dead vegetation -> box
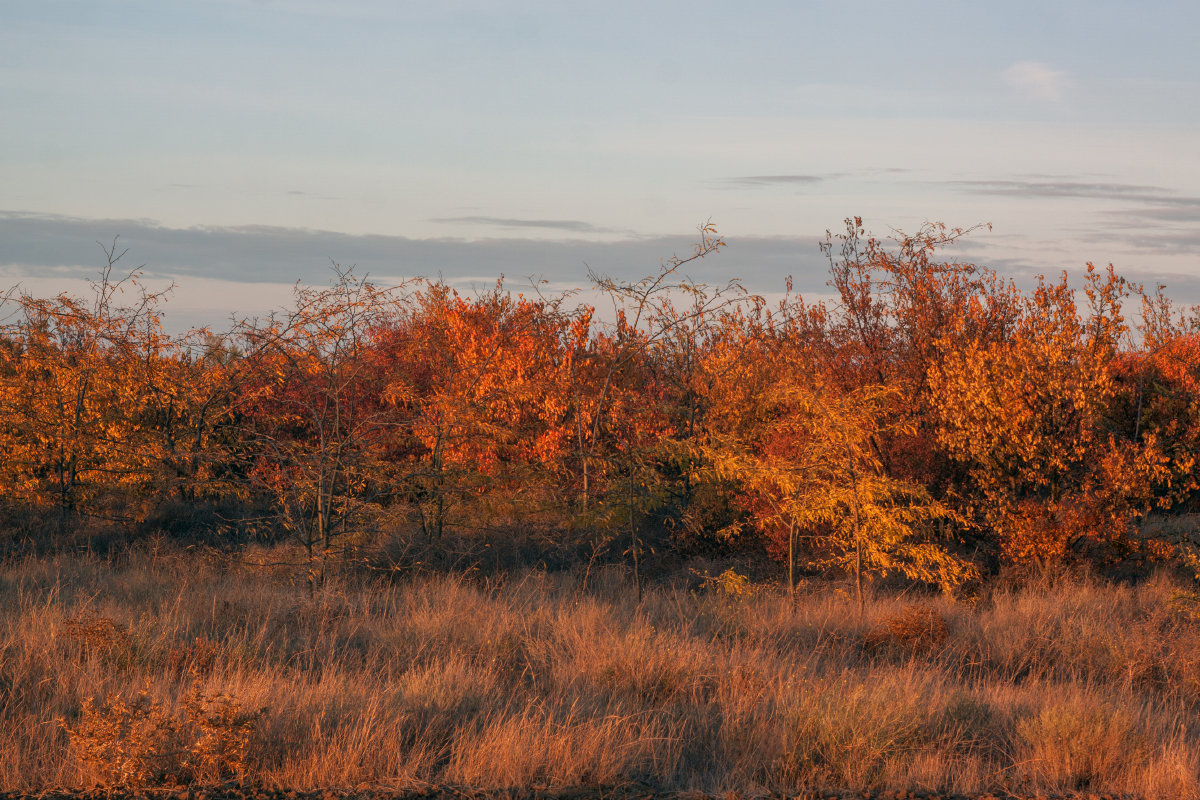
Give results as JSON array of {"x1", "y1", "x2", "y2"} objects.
[{"x1": 1, "y1": 545, "x2": 1199, "y2": 798}]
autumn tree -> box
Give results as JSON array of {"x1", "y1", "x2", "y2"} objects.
[
  {"x1": 371, "y1": 279, "x2": 572, "y2": 541},
  {"x1": 1097, "y1": 287, "x2": 1200, "y2": 550},
  {"x1": 563, "y1": 316, "x2": 669, "y2": 596},
  {"x1": 564, "y1": 223, "x2": 730, "y2": 510},
  {"x1": 698, "y1": 328, "x2": 973, "y2": 608},
  {"x1": 0, "y1": 241, "x2": 173, "y2": 530},
  {"x1": 929, "y1": 264, "x2": 1170, "y2": 565},
  {"x1": 819, "y1": 218, "x2": 1021, "y2": 489},
  {"x1": 233, "y1": 268, "x2": 400, "y2": 591},
  {"x1": 115, "y1": 325, "x2": 244, "y2": 527},
  {"x1": 568, "y1": 223, "x2": 744, "y2": 598}
]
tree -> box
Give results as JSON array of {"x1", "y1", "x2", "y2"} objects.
[
  {"x1": 152, "y1": 333, "x2": 241, "y2": 507},
  {"x1": 371, "y1": 279, "x2": 571, "y2": 540},
  {"x1": 699, "y1": 338, "x2": 974, "y2": 610},
  {"x1": 818, "y1": 217, "x2": 1020, "y2": 488},
  {"x1": 929, "y1": 265, "x2": 1169, "y2": 565},
  {"x1": 0, "y1": 240, "x2": 172, "y2": 529},
  {"x1": 568, "y1": 222, "x2": 742, "y2": 598},
  {"x1": 233, "y1": 268, "x2": 400, "y2": 592}
]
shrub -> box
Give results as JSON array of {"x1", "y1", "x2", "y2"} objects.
[
  {"x1": 866, "y1": 605, "x2": 949, "y2": 653},
  {"x1": 60, "y1": 612, "x2": 132, "y2": 654},
  {"x1": 62, "y1": 690, "x2": 185, "y2": 786},
  {"x1": 62, "y1": 684, "x2": 262, "y2": 787}
]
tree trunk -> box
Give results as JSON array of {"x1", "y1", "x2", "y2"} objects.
[
  {"x1": 581, "y1": 453, "x2": 590, "y2": 510},
  {"x1": 846, "y1": 441, "x2": 865, "y2": 619},
  {"x1": 629, "y1": 469, "x2": 641, "y2": 604},
  {"x1": 855, "y1": 536, "x2": 864, "y2": 620},
  {"x1": 788, "y1": 516, "x2": 796, "y2": 598},
  {"x1": 305, "y1": 535, "x2": 316, "y2": 599}
]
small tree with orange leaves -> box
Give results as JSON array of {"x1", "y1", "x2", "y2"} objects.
[
  {"x1": 818, "y1": 216, "x2": 1021, "y2": 489},
  {"x1": 572, "y1": 222, "x2": 744, "y2": 598},
  {"x1": 135, "y1": 330, "x2": 241, "y2": 512},
  {"x1": 930, "y1": 264, "x2": 1170, "y2": 566},
  {"x1": 233, "y1": 268, "x2": 400, "y2": 592},
  {"x1": 371, "y1": 278, "x2": 572, "y2": 540},
  {"x1": 0, "y1": 240, "x2": 173, "y2": 530}
]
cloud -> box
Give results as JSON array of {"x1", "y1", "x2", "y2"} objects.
[
  {"x1": 1002, "y1": 61, "x2": 1071, "y2": 102},
  {"x1": 1111, "y1": 206, "x2": 1200, "y2": 224},
  {"x1": 429, "y1": 216, "x2": 614, "y2": 234},
  {"x1": 1090, "y1": 227, "x2": 1200, "y2": 255},
  {"x1": 947, "y1": 178, "x2": 1200, "y2": 206},
  {"x1": 0, "y1": 210, "x2": 831, "y2": 295},
  {"x1": 723, "y1": 174, "x2": 832, "y2": 188},
  {"x1": 1088, "y1": 206, "x2": 1200, "y2": 258},
  {"x1": 722, "y1": 170, "x2": 911, "y2": 189},
  {"x1": 286, "y1": 189, "x2": 342, "y2": 200},
  {"x1": 13, "y1": 210, "x2": 1200, "y2": 318}
]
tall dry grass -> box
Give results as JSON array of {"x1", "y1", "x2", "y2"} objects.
[{"x1": 2, "y1": 544, "x2": 1199, "y2": 797}]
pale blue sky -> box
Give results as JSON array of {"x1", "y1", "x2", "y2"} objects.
[{"x1": 3, "y1": 0, "x2": 1199, "y2": 326}]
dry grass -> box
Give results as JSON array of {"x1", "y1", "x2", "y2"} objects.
[{"x1": 2, "y1": 544, "x2": 1199, "y2": 797}]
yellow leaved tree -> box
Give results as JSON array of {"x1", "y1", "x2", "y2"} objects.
[{"x1": 699, "y1": 350, "x2": 975, "y2": 611}]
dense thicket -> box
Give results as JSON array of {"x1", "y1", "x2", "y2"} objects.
[{"x1": 5, "y1": 221, "x2": 1200, "y2": 589}]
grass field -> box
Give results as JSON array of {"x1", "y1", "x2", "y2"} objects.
[{"x1": 2, "y1": 543, "x2": 1199, "y2": 797}]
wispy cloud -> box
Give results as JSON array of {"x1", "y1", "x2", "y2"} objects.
[
  {"x1": 0, "y1": 210, "x2": 829, "y2": 292},
  {"x1": 947, "y1": 178, "x2": 1200, "y2": 206},
  {"x1": 286, "y1": 189, "x2": 342, "y2": 200},
  {"x1": 1079, "y1": 224, "x2": 1200, "y2": 259},
  {"x1": 723, "y1": 174, "x2": 833, "y2": 188},
  {"x1": 429, "y1": 216, "x2": 614, "y2": 234},
  {"x1": 1002, "y1": 60, "x2": 1071, "y2": 102},
  {"x1": 1112, "y1": 206, "x2": 1200, "y2": 224}
]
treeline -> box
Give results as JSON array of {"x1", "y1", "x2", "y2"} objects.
[{"x1": 4, "y1": 220, "x2": 1200, "y2": 593}]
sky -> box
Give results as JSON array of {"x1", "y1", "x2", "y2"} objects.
[{"x1": 3, "y1": 0, "x2": 1200, "y2": 329}]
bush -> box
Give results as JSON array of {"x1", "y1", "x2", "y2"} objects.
[{"x1": 62, "y1": 684, "x2": 262, "y2": 787}]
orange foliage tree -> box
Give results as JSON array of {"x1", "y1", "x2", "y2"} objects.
[
  {"x1": 233, "y1": 268, "x2": 401, "y2": 590},
  {"x1": 929, "y1": 265, "x2": 1171, "y2": 564},
  {"x1": 819, "y1": 217, "x2": 1021, "y2": 488},
  {"x1": 0, "y1": 242, "x2": 174, "y2": 528},
  {"x1": 131, "y1": 329, "x2": 242, "y2": 518},
  {"x1": 568, "y1": 223, "x2": 743, "y2": 597},
  {"x1": 371, "y1": 279, "x2": 572, "y2": 540}
]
